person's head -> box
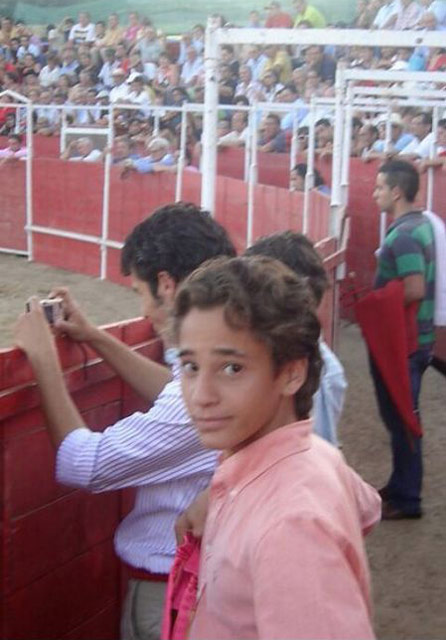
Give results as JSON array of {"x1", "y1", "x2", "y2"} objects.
[
  {"x1": 305, "y1": 45, "x2": 323, "y2": 68},
  {"x1": 246, "y1": 231, "x2": 328, "y2": 306},
  {"x1": 108, "y1": 13, "x2": 119, "y2": 29},
  {"x1": 231, "y1": 110, "x2": 248, "y2": 133},
  {"x1": 76, "y1": 136, "x2": 94, "y2": 156},
  {"x1": 173, "y1": 255, "x2": 321, "y2": 450},
  {"x1": 411, "y1": 112, "x2": 432, "y2": 140},
  {"x1": 116, "y1": 42, "x2": 128, "y2": 59},
  {"x1": 112, "y1": 68, "x2": 126, "y2": 85},
  {"x1": 358, "y1": 123, "x2": 379, "y2": 150},
  {"x1": 62, "y1": 47, "x2": 76, "y2": 64},
  {"x1": 114, "y1": 135, "x2": 133, "y2": 159},
  {"x1": 276, "y1": 84, "x2": 298, "y2": 103},
  {"x1": 265, "y1": 1, "x2": 282, "y2": 16},
  {"x1": 264, "y1": 44, "x2": 278, "y2": 59},
  {"x1": 186, "y1": 45, "x2": 197, "y2": 61},
  {"x1": 120, "y1": 203, "x2": 236, "y2": 334},
  {"x1": 248, "y1": 45, "x2": 261, "y2": 60},
  {"x1": 218, "y1": 118, "x2": 231, "y2": 137},
  {"x1": 315, "y1": 118, "x2": 333, "y2": 146},
  {"x1": 436, "y1": 118, "x2": 446, "y2": 147},
  {"x1": 221, "y1": 44, "x2": 235, "y2": 64},
  {"x1": 238, "y1": 64, "x2": 252, "y2": 85},
  {"x1": 261, "y1": 69, "x2": 278, "y2": 88},
  {"x1": 374, "y1": 160, "x2": 420, "y2": 214},
  {"x1": 145, "y1": 136, "x2": 169, "y2": 161},
  {"x1": 128, "y1": 12, "x2": 139, "y2": 26},
  {"x1": 8, "y1": 134, "x2": 22, "y2": 152},
  {"x1": 128, "y1": 117, "x2": 143, "y2": 136},
  {"x1": 233, "y1": 94, "x2": 250, "y2": 107},
  {"x1": 290, "y1": 163, "x2": 326, "y2": 192},
  {"x1": 264, "y1": 113, "x2": 281, "y2": 139},
  {"x1": 78, "y1": 12, "x2": 90, "y2": 27}
]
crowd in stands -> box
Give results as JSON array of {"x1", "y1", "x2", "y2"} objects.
[{"x1": 0, "y1": 1, "x2": 446, "y2": 178}]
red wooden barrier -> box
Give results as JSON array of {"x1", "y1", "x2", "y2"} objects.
[{"x1": 0, "y1": 318, "x2": 163, "y2": 640}]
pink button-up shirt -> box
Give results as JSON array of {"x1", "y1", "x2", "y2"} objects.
[{"x1": 190, "y1": 420, "x2": 381, "y2": 640}]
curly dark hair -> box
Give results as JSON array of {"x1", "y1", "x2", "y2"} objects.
[
  {"x1": 173, "y1": 256, "x2": 322, "y2": 420},
  {"x1": 120, "y1": 202, "x2": 236, "y2": 297},
  {"x1": 245, "y1": 231, "x2": 329, "y2": 305}
]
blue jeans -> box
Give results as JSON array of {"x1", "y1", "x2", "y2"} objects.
[{"x1": 369, "y1": 348, "x2": 431, "y2": 514}]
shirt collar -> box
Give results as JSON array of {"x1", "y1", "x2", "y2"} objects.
[{"x1": 211, "y1": 420, "x2": 313, "y2": 497}]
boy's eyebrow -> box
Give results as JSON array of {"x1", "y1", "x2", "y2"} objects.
[{"x1": 178, "y1": 347, "x2": 248, "y2": 358}]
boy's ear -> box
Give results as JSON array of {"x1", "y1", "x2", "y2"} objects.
[
  {"x1": 157, "y1": 270, "x2": 177, "y2": 300},
  {"x1": 282, "y1": 359, "x2": 308, "y2": 396}
]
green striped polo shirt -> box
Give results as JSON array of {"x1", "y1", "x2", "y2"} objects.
[{"x1": 374, "y1": 211, "x2": 435, "y2": 348}]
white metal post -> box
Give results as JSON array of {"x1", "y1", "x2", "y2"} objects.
[
  {"x1": 426, "y1": 105, "x2": 439, "y2": 212},
  {"x1": 100, "y1": 104, "x2": 114, "y2": 280},
  {"x1": 303, "y1": 96, "x2": 317, "y2": 236},
  {"x1": 175, "y1": 106, "x2": 188, "y2": 202},
  {"x1": 201, "y1": 16, "x2": 220, "y2": 215},
  {"x1": 25, "y1": 100, "x2": 33, "y2": 260},
  {"x1": 246, "y1": 104, "x2": 259, "y2": 247},
  {"x1": 340, "y1": 83, "x2": 353, "y2": 208},
  {"x1": 330, "y1": 63, "x2": 345, "y2": 237}
]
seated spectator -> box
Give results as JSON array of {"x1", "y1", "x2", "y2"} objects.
[
  {"x1": 96, "y1": 13, "x2": 124, "y2": 50},
  {"x1": 369, "y1": 113, "x2": 416, "y2": 157},
  {"x1": 110, "y1": 135, "x2": 141, "y2": 165},
  {"x1": 109, "y1": 67, "x2": 130, "y2": 103},
  {"x1": 290, "y1": 162, "x2": 330, "y2": 194},
  {"x1": 218, "y1": 63, "x2": 237, "y2": 104},
  {"x1": 263, "y1": 45, "x2": 292, "y2": 84},
  {"x1": 353, "y1": 0, "x2": 378, "y2": 28},
  {"x1": 419, "y1": 117, "x2": 446, "y2": 170},
  {"x1": 191, "y1": 24, "x2": 205, "y2": 55},
  {"x1": 221, "y1": 44, "x2": 240, "y2": 78},
  {"x1": 304, "y1": 45, "x2": 336, "y2": 84},
  {"x1": 293, "y1": 0, "x2": 327, "y2": 28},
  {"x1": 349, "y1": 46, "x2": 378, "y2": 69},
  {"x1": 418, "y1": 0, "x2": 446, "y2": 27},
  {"x1": 60, "y1": 47, "x2": 79, "y2": 77},
  {"x1": 17, "y1": 33, "x2": 40, "y2": 62},
  {"x1": 61, "y1": 137, "x2": 103, "y2": 162},
  {"x1": 247, "y1": 10, "x2": 263, "y2": 27},
  {"x1": 124, "y1": 12, "x2": 143, "y2": 44},
  {"x1": 356, "y1": 123, "x2": 380, "y2": 158},
  {"x1": 375, "y1": 45, "x2": 396, "y2": 69},
  {"x1": 69, "y1": 12, "x2": 95, "y2": 45},
  {"x1": 315, "y1": 118, "x2": 333, "y2": 157},
  {"x1": 0, "y1": 133, "x2": 27, "y2": 163},
  {"x1": 128, "y1": 51, "x2": 156, "y2": 83},
  {"x1": 399, "y1": 111, "x2": 435, "y2": 159},
  {"x1": 264, "y1": 1, "x2": 293, "y2": 28},
  {"x1": 217, "y1": 118, "x2": 231, "y2": 139},
  {"x1": 218, "y1": 111, "x2": 249, "y2": 147},
  {"x1": 394, "y1": 0, "x2": 423, "y2": 30},
  {"x1": 98, "y1": 48, "x2": 119, "y2": 89},
  {"x1": 259, "y1": 113, "x2": 287, "y2": 152},
  {"x1": 0, "y1": 111, "x2": 16, "y2": 136},
  {"x1": 125, "y1": 135, "x2": 175, "y2": 173},
  {"x1": 246, "y1": 45, "x2": 268, "y2": 82},
  {"x1": 278, "y1": 84, "x2": 309, "y2": 130},
  {"x1": 127, "y1": 72, "x2": 152, "y2": 115},
  {"x1": 0, "y1": 17, "x2": 18, "y2": 47},
  {"x1": 427, "y1": 46, "x2": 446, "y2": 70},
  {"x1": 372, "y1": 0, "x2": 401, "y2": 29},
  {"x1": 154, "y1": 52, "x2": 179, "y2": 91},
  {"x1": 180, "y1": 45, "x2": 203, "y2": 88},
  {"x1": 131, "y1": 25, "x2": 163, "y2": 64},
  {"x1": 259, "y1": 69, "x2": 284, "y2": 101},
  {"x1": 115, "y1": 42, "x2": 131, "y2": 74},
  {"x1": 235, "y1": 64, "x2": 263, "y2": 103},
  {"x1": 39, "y1": 51, "x2": 61, "y2": 88}
]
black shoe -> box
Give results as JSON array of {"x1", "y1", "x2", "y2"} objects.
[{"x1": 381, "y1": 500, "x2": 423, "y2": 521}]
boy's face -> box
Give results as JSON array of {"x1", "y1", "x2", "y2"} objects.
[
  {"x1": 131, "y1": 271, "x2": 175, "y2": 336},
  {"x1": 179, "y1": 306, "x2": 303, "y2": 453}
]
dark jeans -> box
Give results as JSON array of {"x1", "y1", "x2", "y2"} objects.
[{"x1": 369, "y1": 348, "x2": 431, "y2": 514}]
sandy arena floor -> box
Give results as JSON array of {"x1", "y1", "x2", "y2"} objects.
[{"x1": 1, "y1": 253, "x2": 444, "y2": 639}]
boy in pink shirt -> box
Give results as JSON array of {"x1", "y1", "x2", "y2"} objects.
[{"x1": 173, "y1": 256, "x2": 381, "y2": 640}]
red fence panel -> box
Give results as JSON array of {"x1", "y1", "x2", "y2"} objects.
[{"x1": 0, "y1": 163, "x2": 26, "y2": 253}]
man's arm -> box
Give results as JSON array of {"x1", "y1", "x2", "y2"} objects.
[
  {"x1": 403, "y1": 273, "x2": 425, "y2": 304},
  {"x1": 51, "y1": 287, "x2": 172, "y2": 403}
]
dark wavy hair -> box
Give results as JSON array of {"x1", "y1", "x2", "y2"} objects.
[
  {"x1": 173, "y1": 256, "x2": 322, "y2": 420},
  {"x1": 121, "y1": 202, "x2": 236, "y2": 297}
]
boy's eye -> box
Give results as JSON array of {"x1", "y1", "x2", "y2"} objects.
[
  {"x1": 223, "y1": 363, "x2": 243, "y2": 376},
  {"x1": 181, "y1": 361, "x2": 198, "y2": 374}
]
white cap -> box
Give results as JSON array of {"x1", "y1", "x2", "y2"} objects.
[{"x1": 127, "y1": 72, "x2": 144, "y2": 84}]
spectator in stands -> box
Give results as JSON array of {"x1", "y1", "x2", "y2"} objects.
[
  {"x1": 191, "y1": 24, "x2": 205, "y2": 55},
  {"x1": 418, "y1": 0, "x2": 446, "y2": 27},
  {"x1": 369, "y1": 112, "x2": 416, "y2": 157},
  {"x1": 290, "y1": 162, "x2": 330, "y2": 193},
  {"x1": 304, "y1": 45, "x2": 336, "y2": 84},
  {"x1": 221, "y1": 45, "x2": 240, "y2": 78},
  {"x1": 127, "y1": 72, "x2": 152, "y2": 115},
  {"x1": 0, "y1": 133, "x2": 27, "y2": 164},
  {"x1": 98, "y1": 48, "x2": 119, "y2": 89},
  {"x1": 154, "y1": 53, "x2": 179, "y2": 91},
  {"x1": 96, "y1": 13, "x2": 124, "y2": 50},
  {"x1": 61, "y1": 136, "x2": 103, "y2": 162},
  {"x1": 246, "y1": 45, "x2": 268, "y2": 82},
  {"x1": 180, "y1": 45, "x2": 203, "y2": 88},
  {"x1": 109, "y1": 67, "x2": 130, "y2": 103},
  {"x1": 293, "y1": 0, "x2": 327, "y2": 28},
  {"x1": 125, "y1": 135, "x2": 175, "y2": 173},
  {"x1": 259, "y1": 68, "x2": 284, "y2": 101},
  {"x1": 263, "y1": 44, "x2": 292, "y2": 84},
  {"x1": 131, "y1": 25, "x2": 163, "y2": 64},
  {"x1": 128, "y1": 50, "x2": 156, "y2": 83},
  {"x1": 356, "y1": 123, "x2": 380, "y2": 158},
  {"x1": 235, "y1": 64, "x2": 263, "y2": 103},
  {"x1": 124, "y1": 12, "x2": 143, "y2": 44},
  {"x1": 264, "y1": 1, "x2": 293, "y2": 28},
  {"x1": 372, "y1": 0, "x2": 401, "y2": 29},
  {"x1": 60, "y1": 47, "x2": 79, "y2": 77},
  {"x1": 277, "y1": 84, "x2": 309, "y2": 130},
  {"x1": 353, "y1": 0, "x2": 379, "y2": 28},
  {"x1": 110, "y1": 135, "x2": 141, "y2": 165},
  {"x1": 247, "y1": 10, "x2": 263, "y2": 27},
  {"x1": 399, "y1": 111, "x2": 435, "y2": 159},
  {"x1": 0, "y1": 17, "x2": 18, "y2": 46},
  {"x1": 218, "y1": 63, "x2": 237, "y2": 105},
  {"x1": 259, "y1": 113, "x2": 287, "y2": 152},
  {"x1": 68, "y1": 12, "x2": 95, "y2": 45},
  {"x1": 217, "y1": 118, "x2": 231, "y2": 139},
  {"x1": 394, "y1": 0, "x2": 423, "y2": 29},
  {"x1": 350, "y1": 46, "x2": 378, "y2": 69},
  {"x1": 419, "y1": 117, "x2": 446, "y2": 170},
  {"x1": 315, "y1": 118, "x2": 334, "y2": 157},
  {"x1": 17, "y1": 33, "x2": 40, "y2": 62},
  {"x1": 39, "y1": 51, "x2": 61, "y2": 88},
  {"x1": 218, "y1": 111, "x2": 249, "y2": 147},
  {"x1": 0, "y1": 111, "x2": 16, "y2": 136}
]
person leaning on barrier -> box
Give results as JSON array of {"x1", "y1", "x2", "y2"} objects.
[
  {"x1": 13, "y1": 203, "x2": 237, "y2": 640},
  {"x1": 61, "y1": 137, "x2": 103, "y2": 163},
  {"x1": 122, "y1": 136, "x2": 176, "y2": 175}
]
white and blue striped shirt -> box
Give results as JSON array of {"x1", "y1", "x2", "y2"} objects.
[{"x1": 56, "y1": 363, "x2": 218, "y2": 574}]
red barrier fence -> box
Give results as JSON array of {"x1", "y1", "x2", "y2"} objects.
[{"x1": 0, "y1": 319, "x2": 162, "y2": 640}]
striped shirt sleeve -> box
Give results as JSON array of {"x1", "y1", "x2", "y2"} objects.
[{"x1": 56, "y1": 376, "x2": 216, "y2": 492}]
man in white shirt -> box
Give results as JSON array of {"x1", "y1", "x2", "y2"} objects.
[
  {"x1": 61, "y1": 137, "x2": 103, "y2": 162},
  {"x1": 13, "y1": 204, "x2": 236, "y2": 640},
  {"x1": 399, "y1": 111, "x2": 435, "y2": 158},
  {"x1": 109, "y1": 67, "x2": 130, "y2": 103},
  {"x1": 372, "y1": 0, "x2": 401, "y2": 28},
  {"x1": 69, "y1": 11, "x2": 95, "y2": 45},
  {"x1": 39, "y1": 52, "x2": 61, "y2": 88},
  {"x1": 180, "y1": 45, "x2": 203, "y2": 87},
  {"x1": 418, "y1": 0, "x2": 446, "y2": 25}
]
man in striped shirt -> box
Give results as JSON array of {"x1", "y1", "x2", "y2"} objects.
[
  {"x1": 13, "y1": 203, "x2": 236, "y2": 640},
  {"x1": 372, "y1": 160, "x2": 435, "y2": 520}
]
